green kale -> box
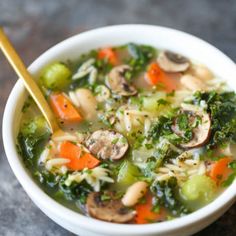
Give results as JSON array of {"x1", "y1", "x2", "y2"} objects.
[
  {"x1": 127, "y1": 43, "x2": 156, "y2": 77},
  {"x1": 148, "y1": 111, "x2": 183, "y2": 145},
  {"x1": 17, "y1": 116, "x2": 50, "y2": 165},
  {"x1": 59, "y1": 176, "x2": 92, "y2": 203},
  {"x1": 176, "y1": 113, "x2": 189, "y2": 130},
  {"x1": 192, "y1": 91, "x2": 236, "y2": 148},
  {"x1": 35, "y1": 170, "x2": 60, "y2": 188},
  {"x1": 151, "y1": 177, "x2": 189, "y2": 216},
  {"x1": 143, "y1": 142, "x2": 179, "y2": 177},
  {"x1": 148, "y1": 116, "x2": 174, "y2": 140}
]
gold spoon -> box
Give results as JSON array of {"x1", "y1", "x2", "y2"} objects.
[{"x1": 0, "y1": 27, "x2": 60, "y2": 133}]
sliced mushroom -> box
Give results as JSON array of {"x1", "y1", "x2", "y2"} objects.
[
  {"x1": 171, "y1": 108, "x2": 211, "y2": 148},
  {"x1": 157, "y1": 51, "x2": 190, "y2": 72},
  {"x1": 106, "y1": 65, "x2": 137, "y2": 96},
  {"x1": 85, "y1": 130, "x2": 129, "y2": 160},
  {"x1": 86, "y1": 192, "x2": 136, "y2": 223}
]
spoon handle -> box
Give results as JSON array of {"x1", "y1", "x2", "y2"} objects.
[{"x1": 0, "y1": 27, "x2": 59, "y2": 133}]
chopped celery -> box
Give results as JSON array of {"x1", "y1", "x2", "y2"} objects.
[
  {"x1": 180, "y1": 175, "x2": 217, "y2": 210},
  {"x1": 142, "y1": 92, "x2": 167, "y2": 111},
  {"x1": 117, "y1": 161, "x2": 140, "y2": 186},
  {"x1": 40, "y1": 62, "x2": 72, "y2": 90}
]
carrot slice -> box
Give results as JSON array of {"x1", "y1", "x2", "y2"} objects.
[
  {"x1": 135, "y1": 194, "x2": 166, "y2": 224},
  {"x1": 60, "y1": 141, "x2": 100, "y2": 171},
  {"x1": 145, "y1": 63, "x2": 177, "y2": 92},
  {"x1": 209, "y1": 157, "x2": 234, "y2": 184},
  {"x1": 50, "y1": 93, "x2": 82, "y2": 123},
  {"x1": 98, "y1": 47, "x2": 118, "y2": 65}
]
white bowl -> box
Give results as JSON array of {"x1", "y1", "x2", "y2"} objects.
[{"x1": 3, "y1": 24, "x2": 236, "y2": 236}]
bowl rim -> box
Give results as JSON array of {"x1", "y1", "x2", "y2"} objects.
[{"x1": 3, "y1": 24, "x2": 236, "y2": 235}]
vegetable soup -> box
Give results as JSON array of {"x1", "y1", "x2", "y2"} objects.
[{"x1": 17, "y1": 43, "x2": 236, "y2": 224}]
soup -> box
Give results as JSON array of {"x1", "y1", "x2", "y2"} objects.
[{"x1": 17, "y1": 43, "x2": 236, "y2": 224}]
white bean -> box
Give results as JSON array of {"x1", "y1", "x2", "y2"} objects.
[
  {"x1": 122, "y1": 181, "x2": 148, "y2": 207},
  {"x1": 180, "y1": 74, "x2": 206, "y2": 91},
  {"x1": 75, "y1": 88, "x2": 97, "y2": 120},
  {"x1": 191, "y1": 64, "x2": 213, "y2": 81}
]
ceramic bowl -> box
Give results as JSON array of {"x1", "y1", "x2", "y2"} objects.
[{"x1": 3, "y1": 25, "x2": 236, "y2": 236}]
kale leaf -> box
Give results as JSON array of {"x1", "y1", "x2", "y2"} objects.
[
  {"x1": 127, "y1": 43, "x2": 156, "y2": 77},
  {"x1": 59, "y1": 177, "x2": 92, "y2": 204},
  {"x1": 148, "y1": 111, "x2": 184, "y2": 145},
  {"x1": 192, "y1": 91, "x2": 236, "y2": 148},
  {"x1": 143, "y1": 142, "x2": 179, "y2": 177},
  {"x1": 148, "y1": 116, "x2": 174, "y2": 140},
  {"x1": 151, "y1": 177, "x2": 189, "y2": 216},
  {"x1": 17, "y1": 116, "x2": 50, "y2": 165}
]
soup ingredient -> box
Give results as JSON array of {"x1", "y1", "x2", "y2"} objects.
[
  {"x1": 151, "y1": 177, "x2": 189, "y2": 216},
  {"x1": 64, "y1": 166, "x2": 114, "y2": 192},
  {"x1": 127, "y1": 43, "x2": 155, "y2": 77},
  {"x1": 181, "y1": 175, "x2": 216, "y2": 210},
  {"x1": 72, "y1": 58, "x2": 97, "y2": 85},
  {"x1": 171, "y1": 108, "x2": 211, "y2": 148},
  {"x1": 49, "y1": 93, "x2": 82, "y2": 123},
  {"x1": 191, "y1": 64, "x2": 213, "y2": 81},
  {"x1": 86, "y1": 192, "x2": 136, "y2": 223},
  {"x1": 85, "y1": 130, "x2": 129, "y2": 160},
  {"x1": 135, "y1": 194, "x2": 166, "y2": 224},
  {"x1": 209, "y1": 157, "x2": 233, "y2": 185},
  {"x1": 192, "y1": 91, "x2": 236, "y2": 149},
  {"x1": 40, "y1": 62, "x2": 72, "y2": 90},
  {"x1": 117, "y1": 161, "x2": 141, "y2": 187},
  {"x1": 95, "y1": 85, "x2": 110, "y2": 102},
  {"x1": 18, "y1": 116, "x2": 50, "y2": 160},
  {"x1": 98, "y1": 47, "x2": 118, "y2": 65},
  {"x1": 222, "y1": 160, "x2": 236, "y2": 186},
  {"x1": 145, "y1": 63, "x2": 176, "y2": 92},
  {"x1": 180, "y1": 74, "x2": 206, "y2": 91},
  {"x1": 72, "y1": 88, "x2": 97, "y2": 120},
  {"x1": 122, "y1": 181, "x2": 148, "y2": 207},
  {"x1": 106, "y1": 65, "x2": 137, "y2": 96},
  {"x1": 59, "y1": 141, "x2": 100, "y2": 171},
  {"x1": 157, "y1": 51, "x2": 190, "y2": 72},
  {"x1": 142, "y1": 92, "x2": 166, "y2": 111}
]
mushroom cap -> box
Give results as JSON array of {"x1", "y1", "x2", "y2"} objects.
[
  {"x1": 86, "y1": 192, "x2": 136, "y2": 223},
  {"x1": 172, "y1": 109, "x2": 211, "y2": 148},
  {"x1": 106, "y1": 65, "x2": 137, "y2": 96},
  {"x1": 157, "y1": 51, "x2": 190, "y2": 73},
  {"x1": 85, "y1": 130, "x2": 129, "y2": 160}
]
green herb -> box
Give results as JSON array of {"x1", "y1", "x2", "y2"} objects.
[
  {"x1": 192, "y1": 91, "x2": 236, "y2": 148},
  {"x1": 59, "y1": 177, "x2": 92, "y2": 202},
  {"x1": 157, "y1": 99, "x2": 170, "y2": 107},
  {"x1": 127, "y1": 43, "x2": 155, "y2": 77},
  {"x1": 167, "y1": 91, "x2": 175, "y2": 97},
  {"x1": 151, "y1": 177, "x2": 189, "y2": 216},
  {"x1": 222, "y1": 160, "x2": 236, "y2": 187},
  {"x1": 176, "y1": 113, "x2": 189, "y2": 130},
  {"x1": 145, "y1": 143, "x2": 154, "y2": 150},
  {"x1": 101, "y1": 192, "x2": 112, "y2": 201},
  {"x1": 17, "y1": 116, "x2": 50, "y2": 163},
  {"x1": 112, "y1": 138, "x2": 119, "y2": 144}
]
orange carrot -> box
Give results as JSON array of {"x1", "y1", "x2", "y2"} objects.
[
  {"x1": 145, "y1": 63, "x2": 177, "y2": 92},
  {"x1": 60, "y1": 141, "x2": 100, "y2": 171},
  {"x1": 209, "y1": 157, "x2": 233, "y2": 184},
  {"x1": 50, "y1": 93, "x2": 82, "y2": 123},
  {"x1": 98, "y1": 47, "x2": 118, "y2": 65},
  {"x1": 135, "y1": 194, "x2": 166, "y2": 224}
]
